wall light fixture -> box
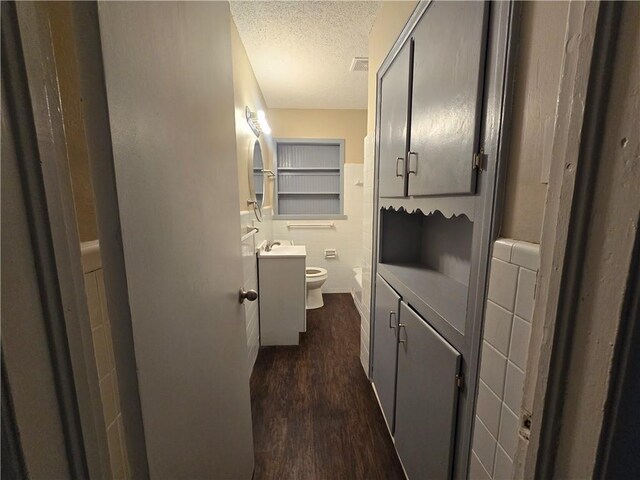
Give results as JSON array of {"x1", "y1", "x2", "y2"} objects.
[{"x1": 245, "y1": 106, "x2": 271, "y2": 137}]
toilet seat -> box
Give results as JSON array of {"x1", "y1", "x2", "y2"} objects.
[{"x1": 306, "y1": 267, "x2": 327, "y2": 278}]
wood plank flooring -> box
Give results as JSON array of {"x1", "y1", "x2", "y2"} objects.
[{"x1": 250, "y1": 294, "x2": 405, "y2": 480}]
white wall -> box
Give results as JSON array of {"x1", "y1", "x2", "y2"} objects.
[
  {"x1": 270, "y1": 164, "x2": 364, "y2": 293},
  {"x1": 470, "y1": 239, "x2": 540, "y2": 480}
]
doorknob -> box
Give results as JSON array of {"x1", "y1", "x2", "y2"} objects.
[{"x1": 239, "y1": 288, "x2": 258, "y2": 304}]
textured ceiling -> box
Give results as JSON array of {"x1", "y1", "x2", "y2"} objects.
[{"x1": 230, "y1": 1, "x2": 381, "y2": 109}]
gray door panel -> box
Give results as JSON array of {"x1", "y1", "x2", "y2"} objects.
[
  {"x1": 395, "y1": 303, "x2": 461, "y2": 479},
  {"x1": 408, "y1": 1, "x2": 488, "y2": 196},
  {"x1": 378, "y1": 43, "x2": 411, "y2": 198},
  {"x1": 371, "y1": 274, "x2": 402, "y2": 432}
]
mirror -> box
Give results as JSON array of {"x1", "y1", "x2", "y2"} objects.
[{"x1": 248, "y1": 139, "x2": 264, "y2": 221}]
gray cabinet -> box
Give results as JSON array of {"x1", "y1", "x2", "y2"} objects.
[
  {"x1": 371, "y1": 1, "x2": 514, "y2": 477},
  {"x1": 408, "y1": 1, "x2": 488, "y2": 196},
  {"x1": 371, "y1": 275, "x2": 401, "y2": 432},
  {"x1": 394, "y1": 303, "x2": 461, "y2": 480},
  {"x1": 378, "y1": 42, "x2": 411, "y2": 198}
]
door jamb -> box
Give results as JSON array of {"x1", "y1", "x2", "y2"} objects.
[
  {"x1": 514, "y1": 1, "x2": 628, "y2": 477},
  {"x1": 69, "y1": 3, "x2": 151, "y2": 477},
  {"x1": 3, "y1": 2, "x2": 111, "y2": 477}
]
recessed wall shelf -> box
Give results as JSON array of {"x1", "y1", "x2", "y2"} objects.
[{"x1": 378, "y1": 208, "x2": 472, "y2": 335}]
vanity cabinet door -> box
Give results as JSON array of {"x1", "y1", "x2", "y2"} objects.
[
  {"x1": 378, "y1": 42, "x2": 412, "y2": 198},
  {"x1": 395, "y1": 303, "x2": 461, "y2": 479},
  {"x1": 371, "y1": 274, "x2": 402, "y2": 432},
  {"x1": 408, "y1": 1, "x2": 488, "y2": 196}
]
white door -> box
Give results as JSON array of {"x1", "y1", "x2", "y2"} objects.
[{"x1": 97, "y1": 2, "x2": 254, "y2": 478}]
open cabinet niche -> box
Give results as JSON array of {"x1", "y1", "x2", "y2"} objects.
[{"x1": 378, "y1": 208, "x2": 472, "y2": 333}]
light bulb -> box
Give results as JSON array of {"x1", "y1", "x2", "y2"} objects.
[{"x1": 257, "y1": 110, "x2": 271, "y2": 135}]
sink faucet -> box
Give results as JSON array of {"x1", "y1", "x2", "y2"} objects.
[{"x1": 264, "y1": 241, "x2": 281, "y2": 252}]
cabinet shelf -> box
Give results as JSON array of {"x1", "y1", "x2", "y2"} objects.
[
  {"x1": 378, "y1": 208, "x2": 472, "y2": 333},
  {"x1": 377, "y1": 263, "x2": 467, "y2": 333}
]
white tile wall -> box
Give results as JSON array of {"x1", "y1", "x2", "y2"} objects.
[
  {"x1": 472, "y1": 239, "x2": 540, "y2": 479},
  {"x1": 81, "y1": 242, "x2": 131, "y2": 479},
  {"x1": 270, "y1": 164, "x2": 364, "y2": 294},
  {"x1": 476, "y1": 380, "x2": 502, "y2": 438},
  {"x1": 359, "y1": 135, "x2": 375, "y2": 375},
  {"x1": 470, "y1": 452, "x2": 492, "y2": 480},
  {"x1": 483, "y1": 301, "x2": 513, "y2": 356},
  {"x1": 493, "y1": 445, "x2": 514, "y2": 480},
  {"x1": 487, "y1": 258, "x2": 519, "y2": 311},
  {"x1": 473, "y1": 418, "x2": 498, "y2": 474}
]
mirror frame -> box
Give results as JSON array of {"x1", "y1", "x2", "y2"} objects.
[{"x1": 247, "y1": 138, "x2": 265, "y2": 221}]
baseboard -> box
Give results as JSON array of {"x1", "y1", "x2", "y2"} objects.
[{"x1": 322, "y1": 287, "x2": 351, "y2": 294}]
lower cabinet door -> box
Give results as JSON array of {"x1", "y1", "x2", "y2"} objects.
[
  {"x1": 395, "y1": 303, "x2": 461, "y2": 479},
  {"x1": 371, "y1": 274, "x2": 401, "y2": 433}
]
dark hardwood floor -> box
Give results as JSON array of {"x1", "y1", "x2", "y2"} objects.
[{"x1": 250, "y1": 293, "x2": 405, "y2": 480}]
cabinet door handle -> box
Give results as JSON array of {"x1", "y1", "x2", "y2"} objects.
[
  {"x1": 408, "y1": 151, "x2": 417, "y2": 175},
  {"x1": 395, "y1": 157, "x2": 405, "y2": 177},
  {"x1": 398, "y1": 323, "x2": 407, "y2": 343},
  {"x1": 389, "y1": 311, "x2": 397, "y2": 329}
]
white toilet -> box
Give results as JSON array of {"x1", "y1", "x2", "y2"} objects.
[{"x1": 306, "y1": 267, "x2": 328, "y2": 309}]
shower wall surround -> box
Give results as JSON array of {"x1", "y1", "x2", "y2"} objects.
[
  {"x1": 470, "y1": 239, "x2": 540, "y2": 480},
  {"x1": 359, "y1": 135, "x2": 375, "y2": 374}
]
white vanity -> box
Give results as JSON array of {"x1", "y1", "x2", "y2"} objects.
[{"x1": 257, "y1": 242, "x2": 306, "y2": 345}]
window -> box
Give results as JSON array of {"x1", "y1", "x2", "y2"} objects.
[{"x1": 274, "y1": 139, "x2": 345, "y2": 218}]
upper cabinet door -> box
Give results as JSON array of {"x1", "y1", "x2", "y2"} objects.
[
  {"x1": 378, "y1": 42, "x2": 412, "y2": 198},
  {"x1": 408, "y1": 1, "x2": 488, "y2": 196}
]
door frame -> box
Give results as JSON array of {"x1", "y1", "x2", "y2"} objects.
[
  {"x1": 515, "y1": 1, "x2": 639, "y2": 477},
  {"x1": 2, "y1": 2, "x2": 112, "y2": 477},
  {"x1": 4, "y1": 2, "x2": 153, "y2": 478},
  {"x1": 69, "y1": 3, "x2": 151, "y2": 477}
]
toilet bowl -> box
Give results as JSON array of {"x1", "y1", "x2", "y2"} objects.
[{"x1": 306, "y1": 267, "x2": 328, "y2": 309}]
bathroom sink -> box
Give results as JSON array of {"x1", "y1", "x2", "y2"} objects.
[{"x1": 258, "y1": 244, "x2": 306, "y2": 258}]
